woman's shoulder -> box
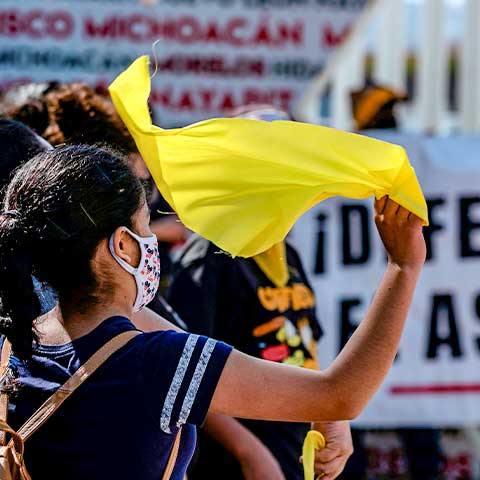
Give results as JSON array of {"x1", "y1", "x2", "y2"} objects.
[
  {"x1": 135, "y1": 329, "x2": 232, "y2": 364},
  {"x1": 134, "y1": 329, "x2": 233, "y2": 433}
]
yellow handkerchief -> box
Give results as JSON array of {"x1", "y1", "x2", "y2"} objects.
[
  {"x1": 303, "y1": 430, "x2": 326, "y2": 480},
  {"x1": 109, "y1": 56, "x2": 428, "y2": 258}
]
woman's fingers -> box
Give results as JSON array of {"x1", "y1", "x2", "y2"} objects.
[
  {"x1": 396, "y1": 206, "x2": 411, "y2": 224},
  {"x1": 314, "y1": 454, "x2": 349, "y2": 480},
  {"x1": 374, "y1": 196, "x2": 388, "y2": 215},
  {"x1": 374, "y1": 197, "x2": 426, "y2": 268},
  {"x1": 383, "y1": 197, "x2": 400, "y2": 219}
]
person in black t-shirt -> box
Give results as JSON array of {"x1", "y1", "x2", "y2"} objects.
[
  {"x1": 169, "y1": 235, "x2": 338, "y2": 479},
  {"x1": 167, "y1": 103, "x2": 354, "y2": 480},
  {"x1": 170, "y1": 236, "x2": 322, "y2": 367}
]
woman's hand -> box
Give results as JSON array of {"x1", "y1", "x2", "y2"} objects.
[
  {"x1": 308, "y1": 421, "x2": 353, "y2": 480},
  {"x1": 374, "y1": 196, "x2": 426, "y2": 270}
]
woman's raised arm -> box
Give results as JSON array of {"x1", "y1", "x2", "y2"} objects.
[{"x1": 209, "y1": 197, "x2": 425, "y2": 422}]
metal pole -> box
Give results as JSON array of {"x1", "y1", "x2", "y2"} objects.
[
  {"x1": 375, "y1": 0, "x2": 407, "y2": 91},
  {"x1": 294, "y1": 0, "x2": 386, "y2": 125},
  {"x1": 460, "y1": 0, "x2": 480, "y2": 132},
  {"x1": 331, "y1": 63, "x2": 354, "y2": 131},
  {"x1": 416, "y1": 0, "x2": 448, "y2": 133}
]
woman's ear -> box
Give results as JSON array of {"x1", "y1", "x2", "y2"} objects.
[{"x1": 111, "y1": 227, "x2": 139, "y2": 267}]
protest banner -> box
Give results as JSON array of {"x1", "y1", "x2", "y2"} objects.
[
  {"x1": 293, "y1": 132, "x2": 480, "y2": 427},
  {"x1": 0, "y1": 0, "x2": 365, "y2": 126}
]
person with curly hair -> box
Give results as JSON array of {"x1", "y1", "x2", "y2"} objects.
[{"x1": 0, "y1": 82, "x2": 188, "y2": 294}]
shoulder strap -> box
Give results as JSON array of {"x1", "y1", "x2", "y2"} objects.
[
  {"x1": 0, "y1": 340, "x2": 12, "y2": 444},
  {"x1": 17, "y1": 330, "x2": 140, "y2": 441},
  {"x1": 162, "y1": 428, "x2": 182, "y2": 480},
  {"x1": 2, "y1": 331, "x2": 181, "y2": 478}
]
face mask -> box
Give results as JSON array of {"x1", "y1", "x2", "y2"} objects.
[{"x1": 109, "y1": 227, "x2": 160, "y2": 312}]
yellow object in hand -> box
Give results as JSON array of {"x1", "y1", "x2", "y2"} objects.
[
  {"x1": 109, "y1": 56, "x2": 429, "y2": 258},
  {"x1": 303, "y1": 430, "x2": 326, "y2": 480}
]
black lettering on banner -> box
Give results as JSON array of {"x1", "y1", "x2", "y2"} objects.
[
  {"x1": 460, "y1": 196, "x2": 480, "y2": 257},
  {"x1": 427, "y1": 294, "x2": 463, "y2": 358},
  {"x1": 341, "y1": 204, "x2": 370, "y2": 266},
  {"x1": 423, "y1": 198, "x2": 445, "y2": 261},
  {"x1": 271, "y1": 59, "x2": 322, "y2": 79},
  {"x1": 339, "y1": 298, "x2": 362, "y2": 352},
  {"x1": 314, "y1": 212, "x2": 328, "y2": 274},
  {"x1": 0, "y1": 46, "x2": 133, "y2": 74},
  {"x1": 474, "y1": 294, "x2": 480, "y2": 353}
]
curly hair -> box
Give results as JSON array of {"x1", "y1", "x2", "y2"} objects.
[{"x1": 2, "y1": 83, "x2": 137, "y2": 154}]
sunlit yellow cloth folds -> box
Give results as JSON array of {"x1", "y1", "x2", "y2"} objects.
[
  {"x1": 254, "y1": 242, "x2": 289, "y2": 287},
  {"x1": 109, "y1": 56, "x2": 428, "y2": 258}
]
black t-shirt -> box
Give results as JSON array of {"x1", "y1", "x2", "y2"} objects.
[{"x1": 167, "y1": 236, "x2": 323, "y2": 480}]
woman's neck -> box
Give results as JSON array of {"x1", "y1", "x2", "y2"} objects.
[{"x1": 36, "y1": 301, "x2": 132, "y2": 346}]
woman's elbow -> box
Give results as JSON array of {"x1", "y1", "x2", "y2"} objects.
[
  {"x1": 341, "y1": 403, "x2": 363, "y2": 421},
  {"x1": 323, "y1": 400, "x2": 362, "y2": 421},
  {"x1": 315, "y1": 376, "x2": 366, "y2": 421}
]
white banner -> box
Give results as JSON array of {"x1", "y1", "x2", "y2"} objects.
[
  {"x1": 0, "y1": 0, "x2": 364, "y2": 126},
  {"x1": 293, "y1": 132, "x2": 480, "y2": 427}
]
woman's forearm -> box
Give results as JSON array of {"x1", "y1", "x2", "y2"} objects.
[
  {"x1": 321, "y1": 263, "x2": 421, "y2": 418},
  {"x1": 203, "y1": 413, "x2": 264, "y2": 460},
  {"x1": 203, "y1": 413, "x2": 286, "y2": 480}
]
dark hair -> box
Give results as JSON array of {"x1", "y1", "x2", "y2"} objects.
[
  {"x1": 0, "y1": 119, "x2": 48, "y2": 191},
  {"x1": 0, "y1": 145, "x2": 144, "y2": 357},
  {"x1": 2, "y1": 83, "x2": 137, "y2": 154}
]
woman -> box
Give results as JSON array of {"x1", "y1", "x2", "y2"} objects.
[
  {"x1": 0, "y1": 118, "x2": 178, "y2": 334},
  {"x1": 0, "y1": 119, "x2": 349, "y2": 480},
  {"x1": 0, "y1": 145, "x2": 425, "y2": 479}
]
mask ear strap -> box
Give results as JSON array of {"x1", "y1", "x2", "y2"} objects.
[{"x1": 123, "y1": 227, "x2": 157, "y2": 244}]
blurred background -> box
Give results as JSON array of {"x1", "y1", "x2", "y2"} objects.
[{"x1": 1, "y1": 0, "x2": 479, "y2": 478}]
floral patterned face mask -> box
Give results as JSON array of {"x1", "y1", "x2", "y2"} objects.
[{"x1": 109, "y1": 227, "x2": 160, "y2": 312}]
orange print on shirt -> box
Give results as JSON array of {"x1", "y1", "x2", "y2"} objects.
[{"x1": 257, "y1": 284, "x2": 315, "y2": 312}]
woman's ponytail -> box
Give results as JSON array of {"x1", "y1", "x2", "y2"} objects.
[{"x1": 0, "y1": 211, "x2": 41, "y2": 358}]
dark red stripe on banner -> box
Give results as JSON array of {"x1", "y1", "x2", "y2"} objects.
[{"x1": 390, "y1": 384, "x2": 480, "y2": 395}]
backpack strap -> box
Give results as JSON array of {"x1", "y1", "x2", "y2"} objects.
[
  {"x1": 0, "y1": 419, "x2": 24, "y2": 457},
  {"x1": 162, "y1": 428, "x2": 182, "y2": 480},
  {"x1": 16, "y1": 330, "x2": 140, "y2": 442},
  {"x1": 0, "y1": 340, "x2": 12, "y2": 445},
  {"x1": 2, "y1": 331, "x2": 182, "y2": 478}
]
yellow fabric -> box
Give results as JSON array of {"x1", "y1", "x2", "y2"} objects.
[
  {"x1": 303, "y1": 430, "x2": 326, "y2": 480},
  {"x1": 253, "y1": 242, "x2": 289, "y2": 287},
  {"x1": 109, "y1": 56, "x2": 429, "y2": 258}
]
